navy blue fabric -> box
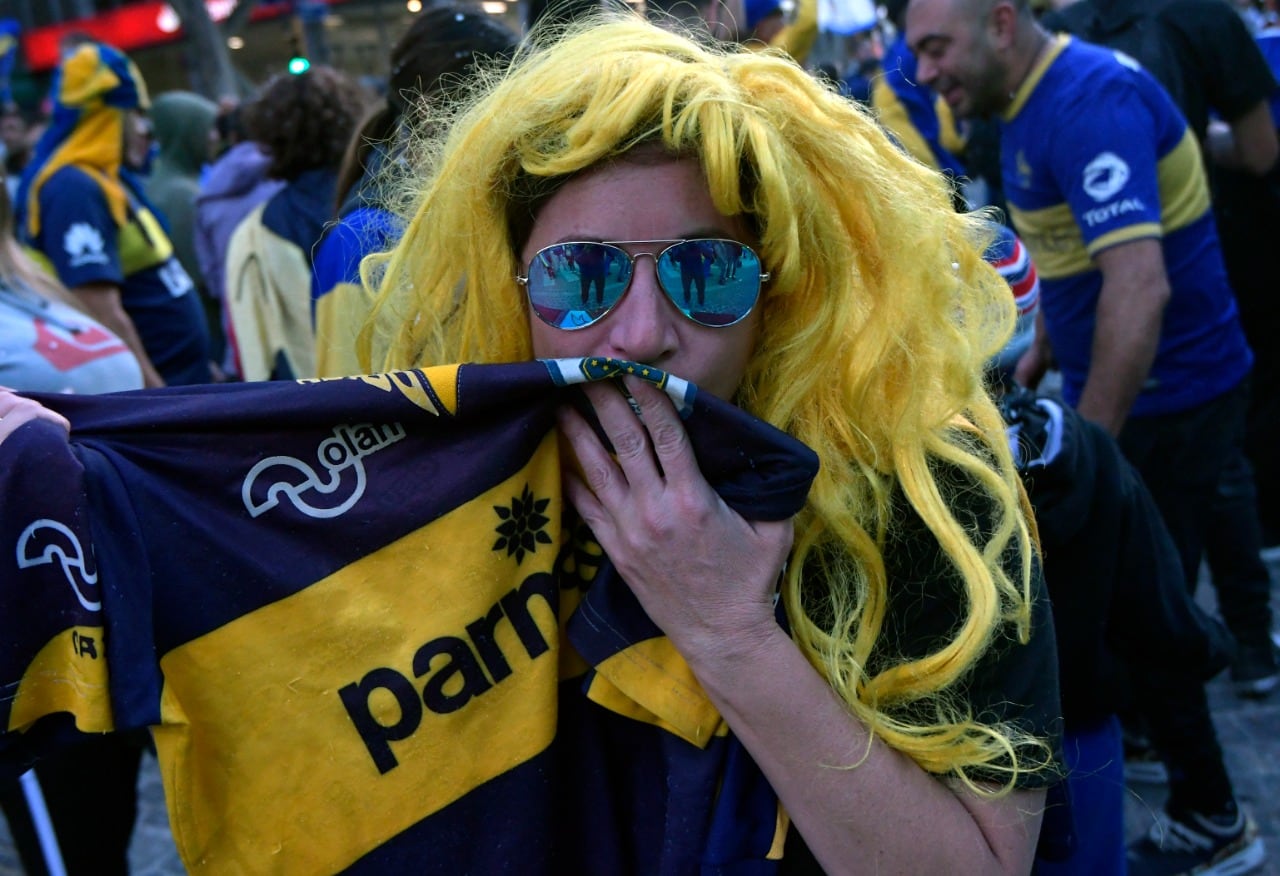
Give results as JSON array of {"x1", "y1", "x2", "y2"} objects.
[{"x1": 0, "y1": 360, "x2": 819, "y2": 874}]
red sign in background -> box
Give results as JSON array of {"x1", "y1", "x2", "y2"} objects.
[{"x1": 21, "y1": 0, "x2": 343, "y2": 72}]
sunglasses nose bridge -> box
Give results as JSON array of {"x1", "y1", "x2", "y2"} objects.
[
  {"x1": 625, "y1": 250, "x2": 659, "y2": 271},
  {"x1": 615, "y1": 249, "x2": 662, "y2": 294}
]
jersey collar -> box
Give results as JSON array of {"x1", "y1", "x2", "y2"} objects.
[{"x1": 1003, "y1": 33, "x2": 1070, "y2": 122}]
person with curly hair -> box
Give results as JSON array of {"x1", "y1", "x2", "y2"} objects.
[{"x1": 225, "y1": 65, "x2": 365, "y2": 381}]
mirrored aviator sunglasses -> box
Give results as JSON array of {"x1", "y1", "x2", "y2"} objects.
[{"x1": 517, "y1": 239, "x2": 769, "y2": 331}]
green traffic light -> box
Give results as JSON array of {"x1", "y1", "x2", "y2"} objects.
[{"x1": 288, "y1": 56, "x2": 310, "y2": 75}]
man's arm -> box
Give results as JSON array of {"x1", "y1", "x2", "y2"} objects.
[
  {"x1": 73, "y1": 282, "x2": 167, "y2": 388},
  {"x1": 1206, "y1": 100, "x2": 1279, "y2": 175},
  {"x1": 1075, "y1": 239, "x2": 1170, "y2": 435}
]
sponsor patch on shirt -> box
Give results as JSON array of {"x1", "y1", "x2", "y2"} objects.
[{"x1": 62, "y1": 222, "x2": 109, "y2": 268}]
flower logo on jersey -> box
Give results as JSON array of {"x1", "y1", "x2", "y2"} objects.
[
  {"x1": 242, "y1": 422, "x2": 406, "y2": 519},
  {"x1": 492, "y1": 485, "x2": 552, "y2": 564},
  {"x1": 63, "y1": 222, "x2": 110, "y2": 267},
  {"x1": 1082, "y1": 152, "x2": 1131, "y2": 202},
  {"x1": 17, "y1": 519, "x2": 101, "y2": 612},
  {"x1": 33, "y1": 320, "x2": 130, "y2": 372}
]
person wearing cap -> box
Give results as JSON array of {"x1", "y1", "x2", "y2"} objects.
[{"x1": 980, "y1": 224, "x2": 1237, "y2": 875}]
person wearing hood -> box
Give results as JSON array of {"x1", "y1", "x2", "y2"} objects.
[
  {"x1": 977, "y1": 224, "x2": 1243, "y2": 875},
  {"x1": 194, "y1": 103, "x2": 284, "y2": 375},
  {"x1": 16, "y1": 42, "x2": 211, "y2": 388},
  {"x1": 144, "y1": 91, "x2": 217, "y2": 317}
]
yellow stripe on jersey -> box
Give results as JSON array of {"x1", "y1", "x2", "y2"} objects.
[
  {"x1": 118, "y1": 205, "x2": 174, "y2": 275},
  {"x1": 872, "y1": 80, "x2": 942, "y2": 171},
  {"x1": 315, "y1": 281, "x2": 369, "y2": 379},
  {"x1": 1158, "y1": 130, "x2": 1212, "y2": 234},
  {"x1": 9, "y1": 626, "x2": 114, "y2": 734},
  {"x1": 154, "y1": 434, "x2": 563, "y2": 873},
  {"x1": 937, "y1": 101, "x2": 966, "y2": 157},
  {"x1": 587, "y1": 636, "x2": 728, "y2": 747},
  {"x1": 298, "y1": 365, "x2": 461, "y2": 417},
  {"x1": 1012, "y1": 135, "x2": 1204, "y2": 275},
  {"x1": 769, "y1": 807, "x2": 791, "y2": 860},
  {"x1": 1004, "y1": 35, "x2": 1069, "y2": 122},
  {"x1": 1087, "y1": 222, "x2": 1163, "y2": 257},
  {"x1": 1007, "y1": 201, "x2": 1093, "y2": 278},
  {"x1": 870, "y1": 80, "x2": 967, "y2": 173}
]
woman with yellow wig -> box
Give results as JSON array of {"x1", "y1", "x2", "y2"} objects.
[
  {"x1": 359, "y1": 12, "x2": 1061, "y2": 873},
  {"x1": 0, "y1": 12, "x2": 1061, "y2": 874}
]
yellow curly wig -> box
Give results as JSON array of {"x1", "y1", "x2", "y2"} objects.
[{"x1": 362, "y1": 13, "x2": 1049, "y2": 792}]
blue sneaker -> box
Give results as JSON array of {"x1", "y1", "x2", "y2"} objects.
[{"x1": 1127, "y1": 807, "x2": 1265, "y2": 876}]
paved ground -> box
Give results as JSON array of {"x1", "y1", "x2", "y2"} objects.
[
  {"x1": 1122, "y1": 555, "x2": 1280, "y2": 876},
  {"x1": 1, "y1": 560, "x2": 1277, "y2": 875}
]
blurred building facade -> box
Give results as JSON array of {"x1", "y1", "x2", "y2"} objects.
[{"x1": 4, "y1": 0, "x2": 525, "y2": 103}]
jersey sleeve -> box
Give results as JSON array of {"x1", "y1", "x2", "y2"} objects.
[
  {"x1": 1047, "y1": 78, "x2": 1165, "y2": 256},
  {"x1": 37, "y1": 169, "x2": 125, "y2": 288}
]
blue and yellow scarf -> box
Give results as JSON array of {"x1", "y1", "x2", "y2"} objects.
[{"x1": 16, "y1": 41, "x2": 149, "y2": 241}]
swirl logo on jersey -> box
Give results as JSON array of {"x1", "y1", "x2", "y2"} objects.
[
  {"x1": 1082, "y1": 152, "x2": 1131, "y2": 202},
  {"x1": 242, "y1": 422, "x2": 406, "y2": 519},
  {"x1": 16, "y1": 519, "x2": 101, "y2": 612}
]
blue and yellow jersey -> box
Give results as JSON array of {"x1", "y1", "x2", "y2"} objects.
[
  {"x1": 1, "y1": 359, "x2": 814, "y2": 874},
  {"x1": 311, "y1": 203, "x2": 403, "y2": 378},
  {"x1": 225, "y1": 169, "x2": 337, "y2": 381},
  {"x1": 872, "y1": 37, "x2": 967, "y2": 178},
  {"x1": 1001, "y1": 36, "x2": 1250, "y2": 416},
  {"x1": 33, "y1": 166, "x2": 210, "y2": 386}
]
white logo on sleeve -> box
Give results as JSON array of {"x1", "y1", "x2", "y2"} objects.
[
  {"x1": 63, "y1": 222, "x2": 110, "y2": 267},
  {"x1": 158, "y1": 260, "x2": 194, "y2": 297},
  {"x1": 1082, "y1": 152, "x2": 1131, "y2": 202},
  {"x1": 1113, "y1": 50, "x2": 1143, "y2": 72}
]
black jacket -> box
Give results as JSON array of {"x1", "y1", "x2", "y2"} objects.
[{"x1": 1002, "y1": 386, "x2": 1233, "y2": 725}]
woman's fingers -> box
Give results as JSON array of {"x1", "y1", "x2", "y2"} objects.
[
  {"x1": 0, "y1": 393, "x2": 71, "y2": 442},
  {"x1": 617, "y1": 377, "x2": 703, "y2": 486}
]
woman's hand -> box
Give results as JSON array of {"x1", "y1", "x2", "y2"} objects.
[
  {"x1": 0, "y1": 389, "x2": 70, "y2": 443},
  {"x1": 558, "y1": 376, "x2": 793, "y2": 662},
  {"x1": 560, "y1": 380, "x2": 1046, "y2": 876}
]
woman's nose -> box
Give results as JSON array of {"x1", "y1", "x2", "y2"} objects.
[{"x1": 603, "y1": 256, "x2": 679, "y2": 365}]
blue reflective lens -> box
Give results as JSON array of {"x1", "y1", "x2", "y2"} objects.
[{"x1": 523, "y1": 239, "x2": 763, "y2": 331}]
